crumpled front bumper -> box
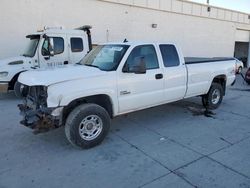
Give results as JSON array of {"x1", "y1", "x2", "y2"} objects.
[{"x1": 18, "y1": 104, "x2": 62, "y2": 133}]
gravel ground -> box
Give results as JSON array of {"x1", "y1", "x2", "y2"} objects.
[{"x1": 0, "y1": 74, "x2": 250, "y2": 188}]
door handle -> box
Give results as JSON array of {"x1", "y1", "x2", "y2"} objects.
[
  {"x1": 120, "y1": 91, "x2": 131, "y2": 95},
  {"x1": 44, "y1": 56, "x2": 50, "y2": 60},
  {"x1": 155, "y1": 74, "x2": 163, "y2": 80},
  {"x1": 64, "y1": 61, "x2": 69, "y2": 65}
]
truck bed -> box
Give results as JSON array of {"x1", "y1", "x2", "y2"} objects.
[
  {"x1": 185, "y1": 57, "x2": 235, "y2": 64},
  {"x1": 184, "y1": 57, "x2": 236, "y2": 98}
]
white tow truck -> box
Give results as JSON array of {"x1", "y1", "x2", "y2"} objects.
[
  {"x1": 0, "y1": 26, "x2": 92, "y2": 93},
  {"x1": 17, "y1": 42, "x2": 236, "y2": 149}
]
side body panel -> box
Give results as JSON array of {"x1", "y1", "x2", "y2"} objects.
[{"x1": 185, "y1": 60, "x2": 236, "y2": 98}]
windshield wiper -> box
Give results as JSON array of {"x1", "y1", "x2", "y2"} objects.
[{"x1": 84, "y1": 64, "x2": 101, "y2": 70}]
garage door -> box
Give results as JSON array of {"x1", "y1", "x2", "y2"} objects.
[{"x1": 235, "y1": 29, "x2": 250, "y2": 42}]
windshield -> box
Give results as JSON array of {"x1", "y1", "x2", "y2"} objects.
[
  {"x1": 23, "y1": 36, "x2": 40, "y2": 57},
  {"x1": 80, "y1": 45, "x2": 129, "y2": 71}
]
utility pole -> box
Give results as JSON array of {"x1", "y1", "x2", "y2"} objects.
[{"x1": 207, "y1": 0, "x2": 211, "y2": 12}]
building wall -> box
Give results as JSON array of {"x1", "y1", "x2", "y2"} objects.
[{"x1": 0, "y1": 0, "x2": 249, "y2": 59}]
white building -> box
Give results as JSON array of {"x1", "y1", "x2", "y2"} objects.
[{"x1": 0, "y1": 0, "x2": 250, "y2": 66}]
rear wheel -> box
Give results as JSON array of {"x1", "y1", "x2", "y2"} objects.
[
  {"x1": 65, "y1": 103, "x2": 110, "y2": 149},
  {"x1": 202, "y1": 83, "x2": 223, "y2": 110}
]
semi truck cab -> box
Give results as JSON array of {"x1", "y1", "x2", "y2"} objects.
[{"x1": 0, "y1": 26, "x2": 92, "y2": 93}]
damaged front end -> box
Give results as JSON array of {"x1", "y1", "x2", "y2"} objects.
[{"x1": 18, "y1": 84, "x2": 62, "y2": 134}]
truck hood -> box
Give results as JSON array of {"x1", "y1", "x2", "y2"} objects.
[
  {"x1": 18, "y1": 64, "x2": 106, "y2": 86},
  {"x1": 0, "y1": 56, "x2": 30, "y2": 67}
]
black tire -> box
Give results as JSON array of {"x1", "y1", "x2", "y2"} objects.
[
  {"x1": 202, "y1": 96, "x2": 207, "y2": 107},
  {"x1": 202, "y1": 83, "x2": 223, "y2": 110},
  {"x1": 14, "y1": 81, "x2": 22, "y2": 98},
  {"x1": 65, "y1": 103, "x2": 110, "y2": 149}
]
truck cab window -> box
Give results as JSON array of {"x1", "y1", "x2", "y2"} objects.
[
  {"x1": 160, "y1": 45, "x2": 180, "y2": 67},
  {"x1": 23, "y1": 38, "x2": 39, "y2": 57},
  {"x1": 42, "y1": 37, "x2": 64, "y2": 56},
  {"x1": 126, "y1": 45, "x2": 159, "y2": 70},
  {"x1": 71, "y1": 38, "x2": 83, "y2": 52}
]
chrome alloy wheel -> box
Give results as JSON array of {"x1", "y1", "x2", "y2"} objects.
[
  {"x1": 211, "y1": 89, "x2": 221, "y2": 105},
  {"x1": 79, "y1": 115, "x2": 103, "y2": 141}
]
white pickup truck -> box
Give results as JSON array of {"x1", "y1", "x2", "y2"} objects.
[
  {"x1": 17, "y1": 42, "x2": 236, "y2": 149},
  {"x1": 0, "y1": 26, "x2": 92, "y2": 93}
]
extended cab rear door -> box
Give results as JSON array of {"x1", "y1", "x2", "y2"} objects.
[
  {"x1": 117, "y1": 44, "x2": 165, "y2": 113},
  {"x1": 159, "y1": 44, "x2": 187, "y2": 102}
]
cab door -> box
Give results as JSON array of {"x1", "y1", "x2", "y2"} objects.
[
  {"x1": 117, "y1": 45, "x2": 165, "y2": 113},
  {"x1": 159, "y1": 44, "x2": 187, "y2": 102},
  {"x1": 68, "y1": 33, "x2": 89, "y2": 64},
  {"x1": 38, "y1": 34, "x2": 68, "y2": 68}
]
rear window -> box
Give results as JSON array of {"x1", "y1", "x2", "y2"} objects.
[
  {"x1": 160, "y1": 45, "x2": 180, "y2": 67},
  {"x1": 71, "y1": 38, "x2": 83, "y2": 52}
]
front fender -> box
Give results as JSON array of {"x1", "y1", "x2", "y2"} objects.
[
  {"x1": 0, "y1": 56, "x2": 32, "y2": 82},
  {"x1": 0, "y1": 66, "x2": 30, "y2": 83},
  {"x1": 47, "y1": 89, "x2": 118, "y2": 116},
  {"x1": 46, "y1": 77, "x2": 118, "y2": 116}
]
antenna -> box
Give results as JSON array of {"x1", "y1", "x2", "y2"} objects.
[{"x1": 123, "y1": 39, "x2": 128, "y2": 43}]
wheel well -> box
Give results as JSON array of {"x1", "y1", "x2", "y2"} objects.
[
  {"x1": 212, "y1": 75, "x2": 226, "y2": 95},
  {"x1": 8, "y1": 72, "x2": 22, "y2": 90},
  {"x1": 62, "y1": 94, "x2": 113, "y2": 123}
]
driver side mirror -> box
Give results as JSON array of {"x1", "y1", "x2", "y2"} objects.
[
  {"x1": 123, "y1": 56, "x2": 146, "y2": 74},
  {"x1": 48, "y1": 38, "x2": 54, "y2": 56},
  {"x1": 42, "y1": 34, "x2": 54, "y2": 57}
]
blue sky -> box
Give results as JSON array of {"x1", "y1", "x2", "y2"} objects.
[{"x1": 188, "y1": 0, "x2": 250, "y2": 13}]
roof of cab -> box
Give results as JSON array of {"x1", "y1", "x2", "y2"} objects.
[
  {"x1": 102, "y1": 41, "x2": 175, "y2": 46},
  {"x1": 28, "y1": 28, "x2": 85, "y2": 37}
]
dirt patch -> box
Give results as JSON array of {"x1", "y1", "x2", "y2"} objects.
[{"x1": 188, "y1": 106, "x2": 216, "y2": 118}]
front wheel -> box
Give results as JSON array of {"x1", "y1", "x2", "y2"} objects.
[
  {"x1": 14, "y1": 81, "x2": 22, "y2": 98},
  {"x1": 202, "y1": 83, "x2": 223, "y2": 110},
  {"x1": 65, "y1": 103, "x2": 111, "y2": 149}
]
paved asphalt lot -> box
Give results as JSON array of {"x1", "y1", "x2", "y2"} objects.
[{"x1": 0, "y1": 74, "x2": 250, "y2": 188}]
